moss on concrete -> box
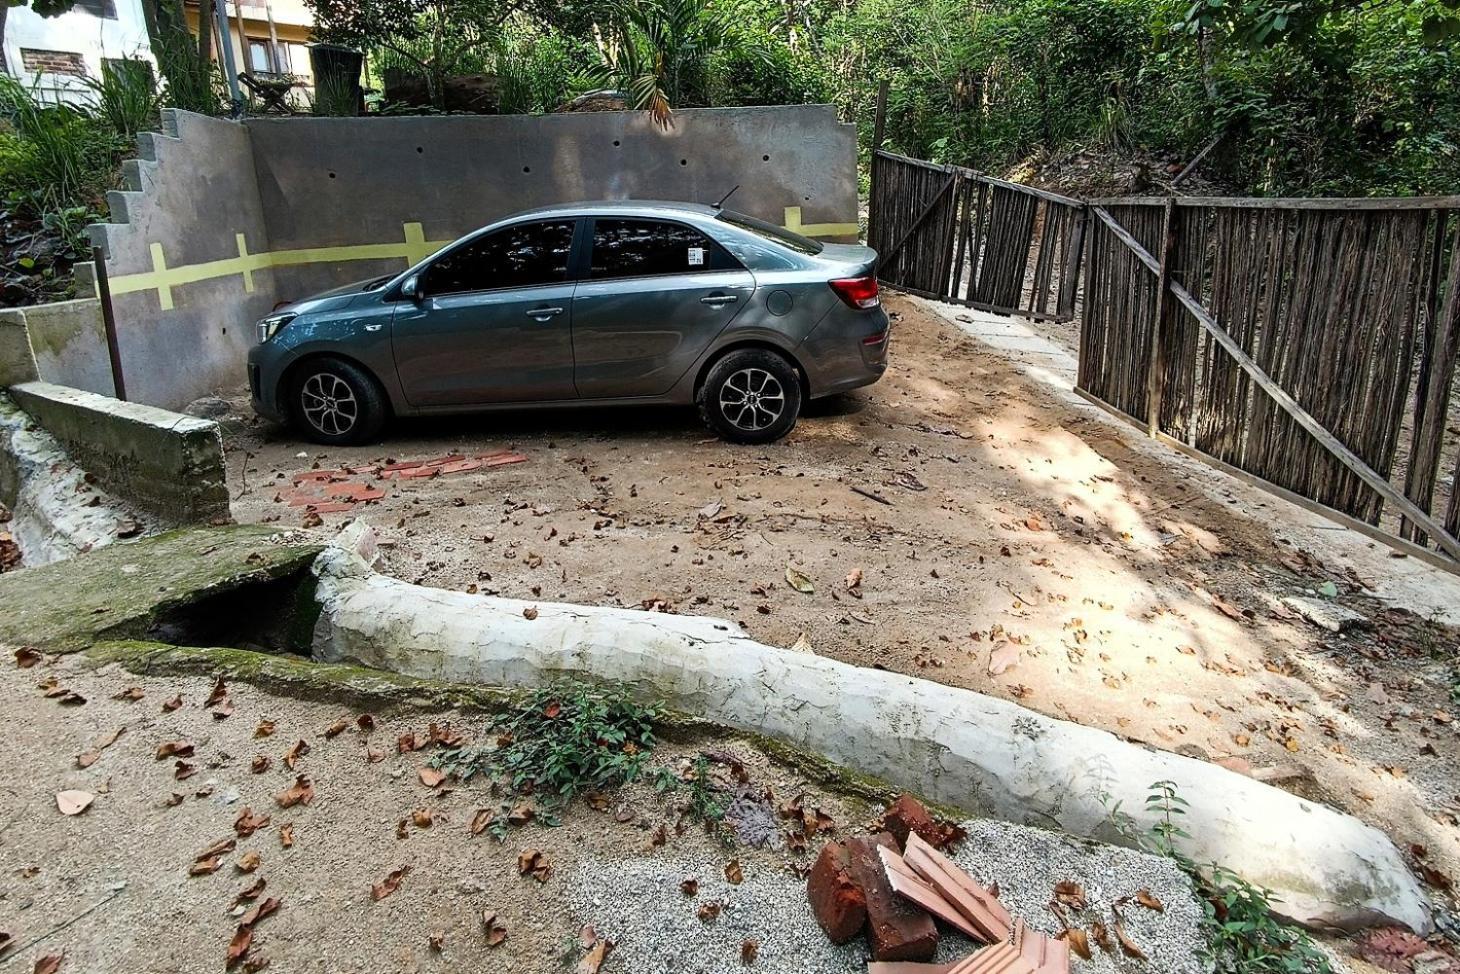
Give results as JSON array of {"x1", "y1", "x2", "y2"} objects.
[{"x1": 0, "y1": 524, "x2": 322, "y2": 652}]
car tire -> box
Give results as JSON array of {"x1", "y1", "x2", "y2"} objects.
[
  {"x1": 697, "y1": 348, "x2": 803, "y2": 445},
  {"x1": 288, "y1": 357, "x2": 388, "y2": 446}
]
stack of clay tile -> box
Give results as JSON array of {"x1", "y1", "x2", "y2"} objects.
[{"x1": 807, "y1": 794, "x2": 1069, "y2": 974}]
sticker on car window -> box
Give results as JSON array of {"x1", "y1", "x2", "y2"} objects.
[{"x1": 688, "y1": 246, "x2": 705, "y2": 266}]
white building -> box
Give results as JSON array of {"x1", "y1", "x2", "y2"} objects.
[{"x1": 2, "y1": 0, "x2": 154, "y2": 104}]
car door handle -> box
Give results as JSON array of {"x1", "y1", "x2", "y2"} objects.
[
  {"x1": 525, "y1": 306, "x2": 564, "y2": 320},
  {"x1": 700, "y1": 294, "x2": 738, "y2": 306}
]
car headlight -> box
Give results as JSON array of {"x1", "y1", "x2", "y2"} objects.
[{"x1": 256, "y1": 312, "x2": 297, "y2": 343}]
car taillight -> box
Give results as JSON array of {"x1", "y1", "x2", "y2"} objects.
[{"x1": 829, "y1": 276, "x2": 880, "y2": 310}]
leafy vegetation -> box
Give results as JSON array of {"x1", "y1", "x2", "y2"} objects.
[
  {"x1": 1112, "y1": 781, "x2": 1334, "y2": 974},
  {"x1": 302, "y1": 0, "x2": 1457, "y2": 196},
  {"x1": 435, "y1": 680, "x2": 661, "y2": 824}
]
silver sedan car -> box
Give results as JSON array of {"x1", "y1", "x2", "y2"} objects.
[{"x1": 247, "y1": 201, "x2": 889, "y2": 444}]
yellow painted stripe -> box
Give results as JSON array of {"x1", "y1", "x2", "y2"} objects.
[{"x1": 104, "y1": 211, "x2": 858, "y2": 307}]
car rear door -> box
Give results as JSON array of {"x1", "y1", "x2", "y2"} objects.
[
  {"x1": 569, "y1": 217, "x2": 755, "y2": 399},
  {"x1": 391, "y1": 218, "x2": 581, "y2": 407}
]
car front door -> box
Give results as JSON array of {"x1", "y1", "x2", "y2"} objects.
[
  {"x1": 570, "y1": 217, "x2": 756, "y2": 399},
  {"x1": 391, "y1": 218, "x2": 580, "y2": 407}
]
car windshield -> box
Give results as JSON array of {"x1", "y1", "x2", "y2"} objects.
[{"x1": 716, "y1": 210, "x2": 824, "y2": 255}]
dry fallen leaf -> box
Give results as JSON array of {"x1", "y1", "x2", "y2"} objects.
[
  {"x1": 155, "y1": 741, "x2": 194, "y2": 760},
  {"x1": 522, "y1": 606, "x2": 539, "y2": 620},
  {"x1": 283, "y1": 739, "x2": 310, "y2": 770},
  {"x1": 418, "y1": 767, "x2": 447, "y2": 788},
  {"x1": 1113, "y1": 915, "x2": 1147, "y2": 960},
  {"x1": 517, "y1": 849, "x2": 552, "y2": 883},
  {"x1": 697, "y1": 901, "x2": 722, "y2": 922},
  {"x1": 205, "y1": 677, "x2": 228, "y2": 708},
  {"x1": 1059, "y1": 927, "x2": 1092, "y2": 960},
  {"x1": 14, "y1": 647, "x2": 42, "y2": 669},
  {"x1": 234, "y1": 808, "x2": 271, "y2": 838},
  {"x1": 236, "y1": 851, "x2": 261, "y2": 873},
  {"x1": 785, "y1": 564, "x2": 814, "y2": 594},
  {"x1": 34, "y1": 954, "x2": 63, "y2": 974},
  {"x1": 76, "y1": 726, "x2": 125, "y2": 768},
  {"x1": 190, "y1": 857, "x2": 223, "y2": 877},
  {"x1": 1090, "y1": 921, "x2": 1113, "y2": 953},
  {"x1": 680, "y1": 878, "x2": 699, "y2": 896},
  {"x1": 162, "y1": 694, "x2": 183, "y2": 712},
  {"x1": 371, "y1": 866, "x2": 409, "y2": 901},
  {"x1": 988, "y1": 641, "x2": 1022, "y2": 676},
  {"x1": 357, "y1": 713, "x2": 376, "y2": 732},
  {"x1": 236, "y1": 878, "x2": 266, "y2": 903},
  {"x1": 1135, "y1": 888, "x2": 1164, "y2": 912},
  {"x1": 55, "y1": 790, "x2": 94, "y2": 816},
  {"x1": 1053, "y1": 880, "x2": 1087, "y2": 909},
  {"x1": 279, "y1": 823, "x2": 294, "y2": 848},
  {"x1": 469, "y1": 808, "x2": 496, "y2": 836},
  {"x1": 226, "y1": 925, "x2": 252, "y2": 970},
  {"x1": 724, "y1": 860, "x2": 744, "y2": 885},
  {"x1": 275, "y1": 775, "x2": 315, "y2": 809},
  {"x1": 323, "y1": 718, "x2": 349, "y2": 739},
  {"x1": 507, "y1": 801, "x2": 535, "y2": 826},
  {"x1": 577, "y1": 936, "x2": 613, "y2": 974},
  {"x1": 740, "y1": 939, "x2": 759, "y2": 965},
  {"x1": 112, "y1": 686, "x2": 145, "y2": 702},
  {"x1": 412, "y1": 808, "x2": 433, "y2": 828},
  {"x1": 238, "y1": 896, "x2": 279, "y2": 927},
  {"x1": 482, "y1": 912, "x2": 508, "y2": 947},
  {"x1": 254, "y1": 719, "x2": 276, "y2": 738},
  {"x1": 365, "y1": 745, "x2": 385, "y2": 764},
  {"x1": 250, "y1": 755, "x2": 271, "y2": 774}
]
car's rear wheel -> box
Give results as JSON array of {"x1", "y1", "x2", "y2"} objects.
[
  {"x1": 288, "y1": 357, "x2": 387, "y2": 445},
  {"x1": 697, "y1": 348, "x2": 802, "y2": 444}
]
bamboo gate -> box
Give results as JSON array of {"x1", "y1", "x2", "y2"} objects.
[{"x1": 868, "y1": 150, "x2": 1460, "y2": 570}]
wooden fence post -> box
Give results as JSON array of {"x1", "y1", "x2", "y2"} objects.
[
  {"x1": 867, "y1": 79, "x2": 890, "y2": 249},
  {"x1": 1145, "y1": 199, "x2": 1176, "y2": 437}
]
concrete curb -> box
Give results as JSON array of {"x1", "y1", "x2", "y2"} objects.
[
  {"x1": 0, "y1": 392, "x2": 137, "y2": 563},
  {"x1": 9, "y1": 381, "x2": 229, "y2": 525},
  {"x1": 309, "y1": 526, "x2": 1430, "y2": 934}
]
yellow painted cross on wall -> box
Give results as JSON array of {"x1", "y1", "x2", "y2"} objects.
[{"x1": 107, "y1": 209, "x2": 861, "y2": 310}]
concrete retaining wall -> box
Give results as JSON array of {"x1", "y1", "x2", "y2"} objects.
[
  {"x1": 88, "y1": 111, "x2": 278, "y2": 409},
  {"x1": 0, "y1": 299, "x2": 116, "y2": 396},
  {"x1": 8, "y1": 381, "x2": 230, "y2": 525},
  {"x1": 310, "y1": 529, "x2": 1431, "y2": 935},
  {"x1": 83, "y1": 106, "x2": 858, "y2": 409},
  {"x1": 245, "y1": 107, "x2": 859, "y2": 301}
]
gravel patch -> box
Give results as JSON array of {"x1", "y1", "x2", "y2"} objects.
[{"x1": 563, "y1": 819, "x2": 1210, "y2": 974}]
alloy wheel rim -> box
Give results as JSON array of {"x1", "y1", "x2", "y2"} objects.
[
  {"x1": 719, "y1": 368, "x2": 785, "y2": 432},
  {"x1": 301, "y1": 372, "x2": 359, "y2": 436}
]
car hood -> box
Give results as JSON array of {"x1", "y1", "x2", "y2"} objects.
[{"x1": 280, "y1": 275, "x2": 393, "y2": 314}]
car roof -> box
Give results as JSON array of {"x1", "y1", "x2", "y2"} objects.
[{"x1": 499, "y1": 200, "x2": 722, "y2": 222}]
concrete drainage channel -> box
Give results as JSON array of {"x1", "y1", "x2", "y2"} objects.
[
  {"x1": 306, "y1": 523, "x2": 1429, "y2": 935},
  {"x1": 0, "y1": 518, "x2": 1431, "y2": 960}
]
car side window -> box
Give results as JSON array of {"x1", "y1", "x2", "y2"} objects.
[
  {"x1": 424, "y1": 220, "x2": 576, "y2": 296},
  {"x1": 589, "y1": 219, "x2": 741, "y2": 280}
]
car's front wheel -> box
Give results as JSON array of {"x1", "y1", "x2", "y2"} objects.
[
  {"x1": 288, "y1": 357, "x2": 388, "y2": 445},
  {"x1": 697, "y1": 348, "x2": 802, "y2": 444}
]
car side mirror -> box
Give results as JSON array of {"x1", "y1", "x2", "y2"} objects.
[{"x1": 400, "y1": 274, "x2": 423, "y2": 301}]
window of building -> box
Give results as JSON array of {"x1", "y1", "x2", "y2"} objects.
[
  {"x1": 248, "y1": 40, "x2": 271, "y2": 73},
  {"x1": 73, "y1": 0, "x2": 118, "y2": 17},
  {"x1": 424, "y1": 221, "x2": 577, "y2": 296},
  {"x1": 588, "y1": 219, "x2": 739, "y2": 279}
]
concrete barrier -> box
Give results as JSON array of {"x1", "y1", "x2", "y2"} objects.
[
  {"x1": 0, "y1": 310, "x2": 40, "y2": 387},
  {"x1": 309, "y1": 527, "x2": 1431, "y2": 935},
  {"x1": 0, "y1": 392, "x2": 138, "y2": 563},
  {"x1": 85, "y1": 106, "x2": 858, "y2": 410},
  {"x1": 7, "y1": 381, "x2": 229, "y2": 525}
]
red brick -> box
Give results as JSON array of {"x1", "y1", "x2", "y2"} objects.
[
  {"x1": 846, "y1": 832, "x2": 938, "y2": 962},
  {"x1": 807, "y1": 840, "x2": 867, "y2": 944},
  {"x1": 880, "y1": 793, "x2": 966, "y2": 851}
]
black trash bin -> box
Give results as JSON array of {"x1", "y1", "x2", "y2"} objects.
[{"x1": 308, "y1": 43, "x2": 364, "y2": 115}]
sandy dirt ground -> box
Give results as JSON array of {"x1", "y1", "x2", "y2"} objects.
[
  {"x1": 0, "y1": 655, "x2": 875, "y2": 973},
  {"x1": 219, "y1": 295, "x2": 1460, "y2": 917}
]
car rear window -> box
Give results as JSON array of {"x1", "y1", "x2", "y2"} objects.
[{"x1": 716, "y1": 210, "x2": 824, "y2": 255}]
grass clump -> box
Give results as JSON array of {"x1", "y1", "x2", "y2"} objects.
[
  {"x1": 435, "y1": 680, "x2": 661, "y2": 836},
  {"x1": 1120, "y1": 781, "x2": 1333, "y2": 974}
]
